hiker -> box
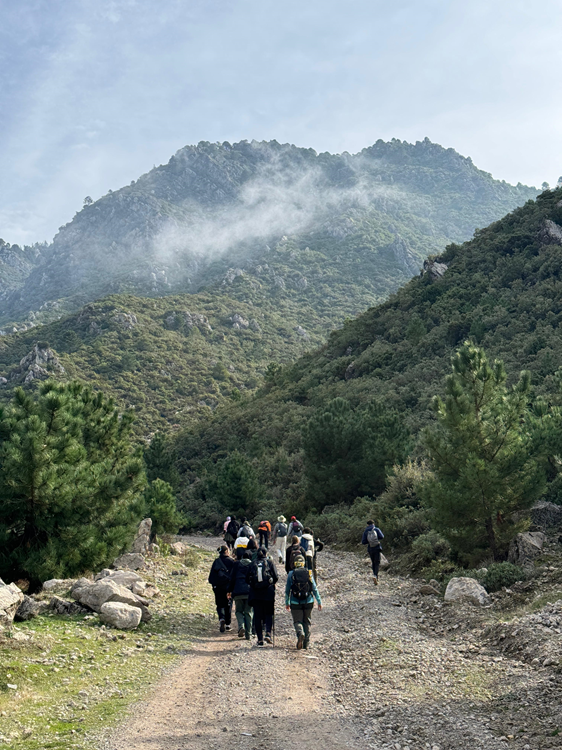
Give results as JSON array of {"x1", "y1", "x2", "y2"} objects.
[
  {"x1": 224, "y1": 515, "x2": 240, "y2": 550},
  {"x1": 228, "y1": 551, "x2": 254, "y2": 640},
  {"x1": 271, "y1": 515, "x2": 288, "y2": 564},
  {"x1": 234, "y1": 531, "x2": 250, "y2": 559},
  {"x1": 287, "y1": 516, "x2": 303, "y2": 539},
  {"x1": 223, "y1": 516, "x2": 231, "y2": 535},
  {"x1": 285, "y1": 555, "x2": 322, "y2": 649},
  {"x1": 248, "y1": 547, "x2": 278, "y2": 647},
  {"x1": 300, "y1": 527, "x2": 315, "y2": 571},
  {"x1": 257, "y1": 519, "x2": 271, "y2": 549},
  {"x1": 247, "y1": 537, "x2": 259, "y2": 562},
  {"x1": 285, "y1": 535, "x2": 306, "y2": 574},
  {"x1": 361, "y1": 519, "x2": 384, "y2": 585},
  {"x1": 208, "y1": 545, "x2": 235, "y2": 632},
  {"x1": 237, "y1": 517, "x2": 255, "y2": 539},
  {"x1": 312, "y1": 534, "x2": 324, "y2": 580}
]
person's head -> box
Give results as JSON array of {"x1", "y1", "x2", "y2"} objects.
[
  {"x1": 303, "y1": 527, "x2": 312, "y2": 535},
  {"x1": 257, "y1": 547, "x2": 267, "y2": 559},
  {"x1": 291, "y1": 535, "x2": 300, "y2": 545},
  {"x1": 293, "y1": 555, "x2": 305, "y2": 568},
  {"x1": 278, "y1": 515, "x2": 286, "y2": 523},
  {"x1": 241, "y1": 517, "x2": 248, "y2": 524},
  {"x1": 231, "y1": 514, "x2": 236, "y2": 521},
  {"x1": 367, "y1": 519, "x2": 374, "y2": 526},
  {"x1": 242, "y1": 551, "x2": 251, "y2": 560},
  {"x1": 247, "y1": 538, "x2": 257, "y2": 550},
  {"x1": 219, "y1": 544, "x2": 229, "y2": 556},
  {"x1": 291, "y1": 516, "x2": 296, "y2": 522},
  {"x1": 226, "y1": 516, "x2": 231, "y2": 522}
]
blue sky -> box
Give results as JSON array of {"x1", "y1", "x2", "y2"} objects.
[{"x1": 1, "y1": 0, "x2": 562, "y2": 245}]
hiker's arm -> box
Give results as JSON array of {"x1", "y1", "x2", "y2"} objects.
[
  {"x1": 311, "y1": 577, "x2": 322, "y2": 607},
  {"x1": 285, "y1": 573, "x2": 292, "y2": 607}
]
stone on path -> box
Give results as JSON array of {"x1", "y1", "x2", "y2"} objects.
[{"x1": 444, "y1": 577, "x2": 490, "y2": 606}]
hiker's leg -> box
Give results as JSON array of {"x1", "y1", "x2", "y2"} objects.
[
  {"x1": 234, "y1": 597, "x2": 245, "y2": 630},
  {"x1": 290, "y1": 605, "x2": 305, "y2": 636},
  {"x1": 263, "y1": 604, "x2": 273, "y2": 636},
  {"x1": 368, "y1": 547, "x2": 377, "y2": 575},
  {"x1": 372, "y1": 548, "x2": 381, "y2": 578},
  {"x1": 243, "y1": 600, "x2": 253, "y2": 638},
  {"x1": 214, "y1": 589, "x2": 228, "y2": 621},
  {"x1": 302, "y1": 605, "x2": 313, "y2": 646},
  {"x1": 264, "y1": 531, "x2": 269, "y2": 549},
  {"x1": 253, "y1": 601, "x2": 264, "y2": 642},
  {"x1": 223, "y1": 593, "x2": 232, "y2": 626}
]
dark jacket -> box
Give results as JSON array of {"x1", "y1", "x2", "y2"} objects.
[
  {"x1": 248, "y1": 559, "x2": 278, "y2": 603},
  {"x1": 361, "y1": 524, "x2": 384, "y2": 550},
  {"x1": 228, "y1": 558, "x2": 253, "y2": 597},
  {"x1": 285, "y1": 543, "x2": 306, "y2": 574},
  {"x1": 208, "y1": 554, "x2": 235, "y2": 589}
]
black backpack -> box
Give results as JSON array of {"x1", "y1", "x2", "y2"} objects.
[
  {"x1": 276, "y1": 522, "x2": 288, "y2": 537},
  {"x1": 291, "y1": 567, "x2": 312, "y2": 601},
  {"x1": 226, "y1": 520, "x2": 239, "y2": 537},
  {"x1": 214, "y1": 558, "x2": 231, "y2": 587},
  {"x1": 249, "y1": 560, "x2": 273, "y2": 590}
]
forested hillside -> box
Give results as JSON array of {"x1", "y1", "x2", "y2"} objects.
[
  {"x1": 1, "y1": 138, "x2": 536, "y2": 333},
  {"x1": 173, "y1": 188, "x2": 562, "y2": 526}
]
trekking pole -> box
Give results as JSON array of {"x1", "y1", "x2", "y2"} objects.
[{"x1": 272, "y1": 611, "x2": 275, "y2": 649}]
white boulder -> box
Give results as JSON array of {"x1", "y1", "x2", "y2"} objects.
[
  {"x1": 42, "y1": 578, "x2": 76, "y2": 594},
  {"x1": 508, "y1": 532, "x2": 546, "y2": 565},
  {"x1": 0, "y1": 579, "x2": 25, "y2": 628},
  {"x1": 444, "y1": 577, "x2": 490, "y2": 606},
  {"x1": 100, "y1": 602, "x2": 142, "y2": 630},
  {"x1": 112, "y1": 552, "x2": 146, "y2": 570}
]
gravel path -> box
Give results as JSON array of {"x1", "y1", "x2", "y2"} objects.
[{"x1": 106, "y1": 537, "x2": 561, "y2": 750}]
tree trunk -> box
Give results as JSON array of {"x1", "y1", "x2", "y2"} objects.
[{"x1": 485, "y1": 516, "x2": 499, "y2": 561}]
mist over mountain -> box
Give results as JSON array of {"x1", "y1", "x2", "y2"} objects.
[{"x1": 0, "y1": 138, "x2": 537, "y2": 332}]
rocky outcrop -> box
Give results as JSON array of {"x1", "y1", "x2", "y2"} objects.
[
  {"x1": 132, "y1": 518, "x2": 152, "y2": 554},
  {"x1": 100, "y1": 601, "x2": 142, "y2": 630},
  {"x1": 15, "y1": 596, "x2": 50, "y2": 621},
  {"x1": 0, "y1": 578, "x2": 25, "y2": 628},
  {"x1": 164, "y1": 310, "x2": 211, "y2": 331},
  {"x1": 42, "y1": 578, "x2": 76, "y2": 594},
  {"x1": 9, "y1": 344, "x2": 65, "y2": 384},
  {"x1": 508, "y1": 531, "x2": 545, "y2": 565},
  {"x1": 229, "y1": 313, "x2": 249, "y2": 330},
  {"x1": 444, "y1": 577, "x2": 490, "y2": 606},
  {"x1": 539, "y1": 219, "x2": 562, "y2": 245},
  {"x1": 294, "y1": 325, "x2": 310, "y2": 341},
  {"x1": 530, "y1": 501, "x2": 562, "y2": 529},
  {"x1": 71, "y1": 578, "x2": 151, "y2": 622},
  {"x1": 422, "y1": 259, "x2": 448, "y2": 281},
  {"x1": 49, "y1": 596, "x2": 89, "y2": 616}
]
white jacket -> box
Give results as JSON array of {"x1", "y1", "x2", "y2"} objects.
[{"x1": 301, "y1": 533, "x2": 314, "y2": 558}]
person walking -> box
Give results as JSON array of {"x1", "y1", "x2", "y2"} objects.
[
  {"x1": 208, "y1": 545, "x2": 235, "y2": 632},
  {"x1": 271, "y1": 515, "x2": 288, "y2": 565},
  {"x1": 228, "y1": 551, "x2": 254, "y2": 640},
  {"x1": 257, "y1": 520, "x2": 271, "y2": 549},
  {"x1": 312, "y1": 534, "x2": 324, "y2": 580},
  {"x1": 248, "y1": 547, "x2": 278, "y2": 647},
  {"x1": 247, "y1": 537, "x2": 259, "y2": 562},
  {"x1": 285, "y1": 536, "x2": 306, "y2": 574},
  {"x1": 287, "y1": 516, "x2": 303, "y2": 539},
  {"x1": 237, "y1": 518, "x2": 255, "y2": 539},
  {"x1": 234, "y1": 531, "x2": 250, "y2": 559},
  {"x1": 285, "y1": 555, "x2": 322, "y2": 649},
  {"x1": 361, "y1": 519, "x2": 384, "y2": 585},
  {"x1": 224, "y1": 515, "x2": 240, "y2": 550},
  {"x1": 300, "y1": 527, "x2": 315, "y2": 571}
]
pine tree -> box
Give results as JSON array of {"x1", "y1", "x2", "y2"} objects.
[
  {"x1": 144, "y1": 479, "x2": 183, "y2": 535},
  {"x1": 0, "y1": 381, "x2": 145, "y2": 587},
  {"x1": 422, "y1": 343, "x2": 549, "y2": 561},
  {"x1": 303, "y1": 397, "x2": 408, "y2": 510}
]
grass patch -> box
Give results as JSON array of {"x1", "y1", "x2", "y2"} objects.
[{"x1": 0, "y1": 547, "x2": 215, "y2": 749}]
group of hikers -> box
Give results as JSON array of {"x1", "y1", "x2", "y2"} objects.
[{"x1": 208, "y1": 514, "x2": 384, "y2": 650}]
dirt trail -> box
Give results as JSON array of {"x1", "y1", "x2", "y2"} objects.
[{"x1": 106, "y1": 537, "x2": 561, "y2": 750}]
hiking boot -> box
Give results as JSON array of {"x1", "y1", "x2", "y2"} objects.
[
  {"x1": 297, "y1": 633, "x2": 304, "y2": 650},
  {"x1": 245, "y1": 634, "x2": 251, "y2": 641},
  {"x1": 238, "y1": 627, "x2": 245, "y2": 638},
  {"x1": 219, "y1": 619, "x2": 226, "y2": 632},
  {"x1": 303, "y1": 639, "x2": 310, "y2": 650},
  {"x1": 373, "y1": 576, "x2": 378, "y2": 585},
  {"x1": 225, "y1": 625, "x2": 232, "y2": 631},
  {"x1": 265, "y1": 632, "x2": 273, "y2": 644},
  {"x1": 257, "y1": 641, "x2": 265, "y2": 647}
]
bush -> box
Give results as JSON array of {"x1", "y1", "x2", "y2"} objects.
[
  {"x1": 410, "y1": 531, "x2": 451, "y2": 568},
  {"x1": 481, "y1": 562, "x2": 526, "y2": 592}
]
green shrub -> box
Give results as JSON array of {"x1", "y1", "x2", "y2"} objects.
[
  {"x1": 481, "y1": 562, "x2": 526, "y2": 592},
  {"x1": 410, "y1": 530, "x2": 451, "y2": 567}
]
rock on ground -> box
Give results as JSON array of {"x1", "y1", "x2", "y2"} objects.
[
  {"x1": 132, "y1": 518, "x2": 152, "y2": 554},
  {"x1": 100, "y1": 602, "x2": 142, "y2": 630},
  {"x1": 508, "y1": 531, "x2": 546, "y2": 565},
  {"x1": 444, "y1": 576, "x2": 490, "y2": 606},
  {"x1": 15, "y1": 595, "x2": 50, "y2": 621},
  {"x1": 0, "y1": 578, "x2": 25, "y2": 628},
  {"x1": 42, "y1": 578, "x2": 77, "y2": 594},
  {"x1": 112, "y1": 553, "x2": 146, "y2": 570}
]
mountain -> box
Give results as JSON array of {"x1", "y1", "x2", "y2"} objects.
[
  {"x1": 1, "y1": 138, "x2": 536, "y2": 335},
  {"x1": 173, "y1": 188, "x2": 562, "y2": 514}
]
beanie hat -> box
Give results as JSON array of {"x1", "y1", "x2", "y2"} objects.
[
  {"x1": 291, "y1": 516, "x2": 296, "y2": 521},
  {"x1": 293, "y1": 555, "x2": 305, "y2": 568}
]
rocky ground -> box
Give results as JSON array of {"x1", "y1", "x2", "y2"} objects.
[{"x1": 103, "y1": 535, "x2": 562, "y2": 750}]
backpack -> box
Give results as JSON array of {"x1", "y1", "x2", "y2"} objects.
[
  {"x1": 226, "y1": 520, "x2": 239, "y2": 537},
  {"x1": 300, "y1": 537, "x2": 309, "y2": 553},
  {"x1": 241, "y1": 525, "x2": 253, "y2": 538},
  {"x1": 249, "y1": 560, "x2": 273, "y2": 590},
  {"x1": 291, "y1": 567, "x2": 312, "y2": 601},
  {"x1": 214, "y1": 558, "x2": 231, "y2": 587},
  {"x1": 367, "y1": 528, "x2": 380, "y2": 548},
  {"x1": 288, "y1": 545, "x2": 304, "y2": 570},
  {"x1": 276, "y1": 522, "x2": 288, "y2": 537}
]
